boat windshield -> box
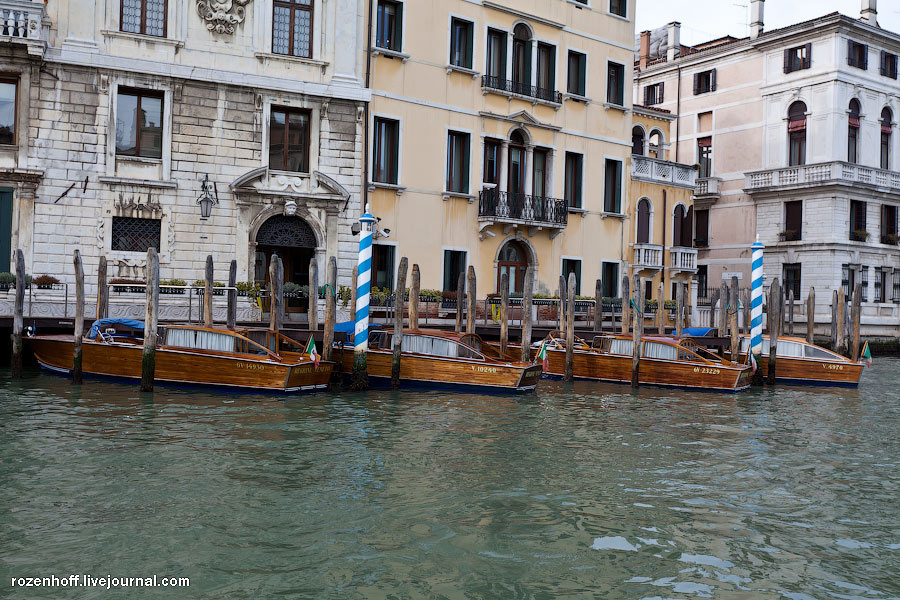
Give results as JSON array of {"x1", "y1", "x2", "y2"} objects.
[
  {"x1": 164, "y1": 328, "x2": 268, "y2": 356},
  {"x1": 400, "y1": 334, "x2": 484, "y2": 360}
]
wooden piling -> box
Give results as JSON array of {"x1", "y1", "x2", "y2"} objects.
[
  {"x1": 851, "y1": 282, "x2": 862, "y2": 362},
  {"x1": 204, "y1": 255, "x2": 214, "y2": 328},
  {"x1": 836, "y1": 288, "x2": 846, "y2": 356},
  {"x1": 743, "y1": 288, "x2": 751, "y2": 334},
  {"x1": 323, "y1": 256, "x2": 337, "y2": 362},
  {"x1": 729, "y1": 276, "x2": 739, "y2": 363},
  {"x1": 268, "y1": 255, "x2": 278, "y2": 331},
  {"x1": 141, "y1": 247, "x2": 159, "y2": 392},
  {"x1": 409, "y1": 264, "x2": 420, "y2": 330},
  {"x1": 72, "y1": 250, "x2": 85, "y2": 384},
  {"x1": 831, "y1": 289, "x2": 839, "y2": 351},
  {"x1": 274, "y1": 256, "x2": 285, "y2": 331},
  {"x1": 500, "y1": 273, "x2": 509, "y2": 355},
  {"x1": 455, "y1": 271, "x2": 465, "y2": 333},
  {"x1": 226, "y1": 259, "x2": 237, "y2": 330},
  {"x1": 718, "y1": 282, "x2": 728, "y2": 337},
  {"x1": 564, "y1": 272, "x2": 576, "y2": 382},
  {"x1": 96, "y1": 255, "x2": 109, "y2": 320},
  {"x1": 675, "y1": 280, "x2": 684, "y2": 337},
  {"x1": 593, "y1": 279, "x2": 602, "y2": 332},
  {"x1": 656, "y1": 281, "x2": 665, "y2": 335},
  {"x1": 632, "y1": 274, "x2": 642, "y2": 388},
  {"x1": 779, "y1": 285, "x2": 786, "y2": 337},
  {"x1": 391, "y1": 257, "x2": 409, "y2": 389},
  {"x1": 806, "y1": 287, "x2": 815, "y2": 345},
  {"x1": 308, "y1": 258, "x2": 318, "y2": 333},
  {"x1": 520, "y1": 266, "x2": 534, "y2": 363},
  {"x1": 466, "y1": 265, "x2": 476, "y2": 334},
  {"x1": 767, "y1": 278, "x2": 779, "y2": 385},
  {"x1": 788, "y1": 288, "x2": 795, "y2": 336},
  {"x1": 11, "y1": 249, "x2": 24, "y2": 378},
  {"x1": 621, "y1": 276, "x2": 630, "y2": 335},
  {"x1": 558, "y1": 275, "x2": 567, "y2": 334}
]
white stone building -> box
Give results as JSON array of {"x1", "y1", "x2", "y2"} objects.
[
  {"x1": 635, "y1": 0, "x2": 900, "y2": 336},
  {"x1": 0, "y1": 0, "x2": 368, "y2": 320}
]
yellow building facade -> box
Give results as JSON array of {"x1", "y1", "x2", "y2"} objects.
[
  {"x1": 366, "y1": 0, "x2": 635, "y2": 299},
  {"x1": 628, "y1": 106, "x2": 698, "y2": 313}
]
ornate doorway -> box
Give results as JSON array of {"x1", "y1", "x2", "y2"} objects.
[{"x1": 254, "y1": 215, "x2": 317, "y2": 313}]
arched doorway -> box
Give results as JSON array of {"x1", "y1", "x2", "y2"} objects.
[
  {"x1": 497, "y1": 240, "x2": 529, "y2": 293},
  {"x1": 254, "y1": 215, "x2": 317, "y2": 313}
]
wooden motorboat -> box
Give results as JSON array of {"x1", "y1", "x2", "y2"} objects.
[
  {"x1": 531, "y1": 333, "x2": 752, "y2": 392},
  {"x1": 28, "y1": 319, "x2": 334, "y2": 392},
  {"x1": 339, "y1": 328, "x2": 542, "y2": 393},
  {"x1": 735, "y1": 335, "x2": 864, "y2": 387}
]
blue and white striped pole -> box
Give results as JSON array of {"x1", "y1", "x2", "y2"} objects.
[
  {"x1": 352, "y1": 206, "x2": 376, "y2": 386},
  {"x1": 750, "y1": 237, "x2": 764, "y2": 377}
]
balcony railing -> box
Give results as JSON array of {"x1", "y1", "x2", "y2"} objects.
[
  {"x1": 481, "y1": 75, "x2": 562, "y2": 105},
  {"x1": 633, "y1": 243, "x2": 664, "y2": 270},
  {"x1": 631, "y1": 155, "x2": 697, "y2": 190},
  {"x1": 670, "y1": 246, "x2": 698, "y2": 272},
  {"x1": 695, "y1": 177, "x2": 721, "y2": 197},
  {"x1": 478, "y1": 188, "x2": 567, "y2": 228},
  {"x1": 746, "y1": 161, "x2": 900, "y2": 193},
  {"x1": 1, "y1": 0, "x2": 45, "y2": 48}
]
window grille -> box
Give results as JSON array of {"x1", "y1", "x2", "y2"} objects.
[{"x1": 111, "y1": 217, "x2": 161, "y2": 252}]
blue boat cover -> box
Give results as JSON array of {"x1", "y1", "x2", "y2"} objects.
[
  {"x1": 88, "y1": 318, "x2": 145, "y2": 340},
  {"x1": 682, "y1": 327, "x2": 715, "y2": 337},
  {"x1": 333, "y1": 321, "x2": 381, "y2": 334}
]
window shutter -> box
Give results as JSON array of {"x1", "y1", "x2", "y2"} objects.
[
  {"x1": 693, "y1": 73, "x2": 699, "y2": 95},
  {"x1": 579, "y1": 57, "x2": 586, "y2": 96},
  {"x1": 684, "y1": 206, "x2": 694, "y2": 247},
  {"x1": 466, "y1": 25, "x2": 474, "y2": 68},
  {"x1": 615, "y1": 161, "x2": 622, "y2": 212},
  {"x1": 643, "y1": 86, "x2": 649, "y2": 104},
  {"x1": 803, "y1": 43, "x2": 812, "y2": 69},
  {"x1": 659, "y1": 81, "x2": 664, "y2": 103},
  {"x1": 881, "y1": 50, "x2": 888, "y2": 76},
  {"x1": 396, "y1": 3, "x2": 403, "y2": 50},
  {"x1": 862, "y1": 44, "x2": 869, "y2": 70},
  {"x1": 673, "y1": 207, "x2": 682, "y2": 247},
  {"x1": 463, "y1": 135, "x2": 470, "y2": 192},
  {"x1": 710, "y1": 69, "x2": 717, "y2": 92},
  {"x1": 784, "y1": 48, "x2": 791, "y2": 73},
  {"x1": 848, "y1": 39, "x2": 854, "y2": 66}
]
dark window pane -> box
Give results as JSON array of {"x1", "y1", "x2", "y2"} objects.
[
  {"x1": 376, "y1": 1, "x2": 400, "y2": 50},
  {"x1": 447, "y1": 131, "x2": 469, "y2": 193},
  {"x1": 609, "y1": 0, "x2": 626, "y2": 17},
  {"x1": 604, "y1": 159, "x2": 621, "y2": 212},
  {"x1": 116, "y1": 93, "x2": 138, "y2": 155},
  {"x1": 139, "y1": 95, "x2": 162, "y2": 159},
  {"x1": 269, "y1": 110, "x2": 287, "y2": 170},
  {"x1": 565, "y1": 152, "x2": 582, "y2": 208},
  {"x1": 443, "y1": 250, "x2": 466, "y2": 291},
  {"x1": 486, "y1": 30, "x2": 505, "y2": 79},
  {"x1": 0, "y1": 81, "x2": 16, "y2": 145},
  {"x1": 287, "y1": 111, "x2": 309, "y2": 171},
  {"x1": 373, "y1": 117, "x2": 398, "y2": 184},
  {"x1": 111, "y1": 217, "x2": 161, "y2": 252}
]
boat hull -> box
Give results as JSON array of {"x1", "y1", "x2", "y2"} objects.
[
  {"x1": 537, "y1": 347, "x2": 751, "y2": 392},
  {"x1": 340, "y1": 349, "x2": 542, "y2": 393},
  {"x1": 28, "y1": 336, "x2": 333, "y2": 392},
  {"x1": 752, "y1": 354, "x2": 862, "y2": 387}
]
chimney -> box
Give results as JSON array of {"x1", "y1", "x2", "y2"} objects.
[
  {"x1": 861, "y1": 0, "x2": 878, "y2": 25},
  {"x1": 750, "y1": 0, "x2": 765, "y2": 39},
  {"x1": 667, "y1": 22, "x2": 681, "y2": 62},
  {"x1": 640, "y1": 31, "x2": 651, "y2": 68}
]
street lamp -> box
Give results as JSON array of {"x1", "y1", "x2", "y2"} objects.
[{"x1": 196, "y1": 174, "x2": 218, "y2": 220}]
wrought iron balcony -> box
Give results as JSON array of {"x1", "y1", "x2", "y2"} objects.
[
  {"x1": 670, "y1": 246, "x2": 698, "y2": 273},
  {"x1": 478, "y1": 188, "x2": 568, "y2": 230},
  {"x1": 631, "y1": 155, "x2": 697, "y2": 190},
  {"x1": 481, "y1": 75, "x2": 562, "y2": 105},
  {"x1": 746, "y1": 161, "x2": 900, "y2": 195},
  {"x1": 633, "y1": 243, "x2": 664, "y2": 271},
  {"x1": 1, "y1": 0, "x2": 47, "y2": 55}
]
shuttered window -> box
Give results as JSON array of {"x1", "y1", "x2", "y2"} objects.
[
  {"x1": 692, "y1": 69, "x2": 716, "y2": 95},
  {"x1": 848, "y1": 40, "x2": 868, "y2": 69},
  {"x1": 784, "y1": 43, "x2": 812, "y2": 73},
  {"x1": 881, "y1": 51, "x2": 899, "y2": 79}
]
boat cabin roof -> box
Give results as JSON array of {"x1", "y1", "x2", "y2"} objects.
[{"x1": 371, "y1": 328, "x2": 519, "y2": 363}]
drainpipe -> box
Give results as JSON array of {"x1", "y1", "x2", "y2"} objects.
[
  {"x1": 662, "y1": 189, "x2": 667, "y2": 296},
  {"x1": 675, "y1": 66, "x2": 682, "y2": 163},
  {"x1": 362, "y1": 0, "x2": 374, "y2": 213}
]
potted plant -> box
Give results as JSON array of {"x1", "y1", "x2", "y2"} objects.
[
  {"x1": 0, "y1": 272, "x2": 15, "y2": 291},
  {"x1": 852, "y1": 229, "x2": 870, "y2": 242},
  {"x1": 236, "y1": 281, "x2": 261, "y2": 298},
  {"x1": 779, "y1": 230, "x2": 800, "y2": 242},
  {"x1": 160, "y1": 278, "x2": 186, "y2": 294},
  {"x1": 882, "y1": 233, "x2": 900, "y2": 246},
  {"x1": 33, "y1": 274, "x2": 61, "y2": 290},
  {"x1": 110, "y1": 278, "x2": 145, "y2": 293}
]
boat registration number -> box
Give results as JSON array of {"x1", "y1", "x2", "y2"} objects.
[
  {"x1": 236, "y1": 362, "x2": 268, "y2": 371},
  {"x1": 693, "y1": 367, "x2": 721, "y2": 375},
  {"x1": 471, "y1": 366, "x2": 498, "y2": 374},
  {"x1": 822, "y1": 363, "x2": 844, "y2": 371}
]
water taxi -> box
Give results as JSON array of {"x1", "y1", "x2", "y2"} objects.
[
  {"x1": 736, "y1": 335, "x2": 864, "y2": 387},
  {"x1": 531, "y1": 333, "x2": 752, "y2": 392},
  {"x1": 339, "y1": 328, "x2": 542, "y2": 393},
  {"x1": 28, "y1": 319, "x2": 334, "y2": 392}
]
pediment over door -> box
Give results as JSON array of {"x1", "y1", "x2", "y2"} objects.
[{"x1": 230, "y1": 168, "x2": 350, "y2": 203}]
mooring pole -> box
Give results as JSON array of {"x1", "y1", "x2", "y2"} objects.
[
  {"x1": 807, "y1": 287, "x2": 815, "y2": 345},
  {"x1": 621, "y1": 276, "x2": 630, "y2": 335},
  {"x1": 141, "y1": 247, "x2": 159, "y2": 392},
  {"x1": 204, "y1": 255, "x2": 214, "y2": 328},
  {"x1": 455, "y1": 271, "x2": 466, "y2": 333},
  {"x1": 72, "y1": 250, "x2": 85, "y2": 384},
  {"x1": 657, "y1": 281, "x2": 665, "y2": 334},
  {"x1": 323, "y1": 256, "x2": 337, "y2": 362},
  {"x1": 268, "y1": 256, "x2": 278, "y2": 331},
  {"x1": 97, "y1": 255, "x2": 108, "y2": 320},
  {"x1": 466, "y1": 265, "x2": 476, "y2": 334},
  {"x1": 730, "y1": 276, "x2": 739, "y2": 363},
  {"x1": 565, "y1": 272, "x2": 576, "y2": 382},
  {"x1": 409, "y1": 264, "x2": 420, "y2": 330},
  {"x1": 851, "y1": 282, "x2": 862, "y2": 362},
  {"x1": 11, "y1": 249, "x2": 24, "y2": 378},
  {"x1": 308, "y1": 257, "x2": 318, "y2": 333},
  {"x1": 750, "y1": 239, "x2": 765, "y2": 385},
  {"x1": 631, "y1": 274, "x2": 642, "y2": 388},
  {"x1": 718, "y1": 282, "x2": 728, "y2": 337},
  {"x1": 558, "y1": 275, "x2": 567, "y2": 334},
  {"x1": 836, "y1": 287, "x2": 846, "y2": 356},
  {"x1": 500, "y1": 273, "x2": 509, "y2": 355},
  {"x1": 391, "y1": 257, "x2": 408, "y2": 389},
  {"x1": 227, "y1": 259, "x2": 237, "y2": 330},
  {"x1": 831, "y1": 289, "x2": 838, "y2": 351},
  {"x1": 351, "y1": 207, "x2": 376, "y2": 391},
  {"x1": 594, "y1": 278, "x2": 602, "y2": 333},
  {"x1": 521, "y1": 266, "x2": 534, "y2": 363},
  {"x1": 676, "y1": 279, "x2": 685, "y2": 337},
  {"x1": 767, "y1": 278, "x2": 780, "y2": 385},
  {"x1": 788, "y1": 288, "x2": 795, "y2": 336}
]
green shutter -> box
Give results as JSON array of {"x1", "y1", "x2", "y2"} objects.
[
  {"x1": 615, "y1": 160, "x2": 623, "y2": 212},
  {"x1": 466, "y1": 23, "x2": 474, "y2": 69},
  {"x1": 0, "y1": 188, "x2": 11, "y2": 272},
  {"x1": 463, "y1": 134, "x2": 470, "y2": 192}
]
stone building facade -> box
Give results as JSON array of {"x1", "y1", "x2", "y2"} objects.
[{"x1": 1, "y1": 0, "x2": 368, "y2": 319}]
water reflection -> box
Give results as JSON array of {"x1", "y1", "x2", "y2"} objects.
[{"x1": 1, "y1": 362, "x2": 899, "y2": 599}]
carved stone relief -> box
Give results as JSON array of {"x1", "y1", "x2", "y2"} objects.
[{"x1": 197, "y1": 0, "x2": 251, "y2": 35}]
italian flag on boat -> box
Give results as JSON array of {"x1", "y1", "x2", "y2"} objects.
[
  {"x1": 306, "y1": 336, "x2": 320, "y2": 368},
  {"x1": 749, "y1": 351, "x2": 758, "y2": 374},
  {"x1": 536, "y1": 340, "x2": 549, "y2": 371},
  {"x1": 862, "y1": 341, "x2": 872, "y2": 367}
]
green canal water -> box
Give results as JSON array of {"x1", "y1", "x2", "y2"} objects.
[{"x1": 1, "y1": 362, "x2": 899, "y2": 599}]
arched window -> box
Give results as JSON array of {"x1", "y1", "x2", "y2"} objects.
[
  {"x1": 498, "y1": 240, "x2": 529, "y2": 293},
  {"x1": 849, "y1": 99, "x2": 861, "y2": 164},
  {"x1": 648, "y1": 130, "x2": 663, "y2": 159},
  {"x1": 632, "y1": 126, "x2": 646, "y2": 156},
  {"x1": 512, "y1": 24, "x2": 532, "y2": 89},
  {"x1": 636, "y1": 198, "x2": 651, "y2": 244},
  {"x1": 788, "y1": 101, "x2": 807, "y2": 166},
  {"x1": 881, "y1": 107, "x2": 893, "y2": 170},
  {"x1": 672, "y1": 204, "x2": 693, "y2": 247}
]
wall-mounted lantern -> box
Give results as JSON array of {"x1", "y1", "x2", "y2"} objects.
[{"x1": 196, "y1": 174, "x2": 219, "y2": 220}]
